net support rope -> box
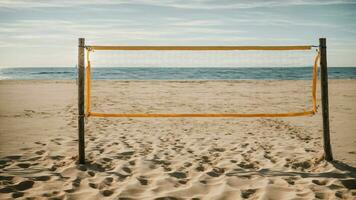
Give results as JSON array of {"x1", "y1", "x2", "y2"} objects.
[{"x1": 84, "y1": 45, "x2": 318, "y2": 118}]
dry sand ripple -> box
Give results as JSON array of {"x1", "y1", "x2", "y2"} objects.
[{"x1": 0, "y1": 80, "x2": 355, "y2": 199}]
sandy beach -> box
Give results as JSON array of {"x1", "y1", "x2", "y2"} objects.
[{"x1": 0, "y1": 80, "x2": 355, "y2": 199}]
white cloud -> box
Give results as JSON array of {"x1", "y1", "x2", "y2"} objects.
[
  {"x1": 142, "y1": 0, "x2": 356, "y2": 9},
  {"x1": 1, "y1": 0, "x2": 355, "y2": 9},
  {"x1": 230, "y1": 18, "x2": 337, "y2": 28},
  {"x1": 168, "y1": 19, "x2": 223, "y2": 27},
  {"x1": 0, "y1": 18, "x2": 249, "y2": 48}
]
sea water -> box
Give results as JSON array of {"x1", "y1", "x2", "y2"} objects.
[{"x1": 0, "y1": 67, "x2": 355, "y2": 80}]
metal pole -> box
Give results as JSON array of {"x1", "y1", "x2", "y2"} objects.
[
  {"x1": 78, "y1": 38, "x2": 85, "y2": 164},
  {"x1": 319, "y1": 38, "x2": 333, "y2": 161}
]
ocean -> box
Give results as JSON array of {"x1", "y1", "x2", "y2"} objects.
[{"x1": 0, "y1": 67, "x2": 356, "y2": 80}]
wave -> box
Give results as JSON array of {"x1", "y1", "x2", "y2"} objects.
[{"x1": 33, "y1": 71, "x2": 74, "y2": 75}]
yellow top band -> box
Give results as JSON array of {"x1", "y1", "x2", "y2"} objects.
[{"x1": 86, "y1": 45, "x2": 312, "y2": 51}]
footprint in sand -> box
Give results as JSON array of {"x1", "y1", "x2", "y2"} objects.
[
  {"x1": 312, "y1": 179, "x2": 328, "y2": 186},
  {"x1": 178, "y1": 179, "x2": 188, "y2": 185},
  {"x1": 241, "y1": 189, "x2": 257, "y2": 199},
  {"x1": 241, "y1": 143, "x2": 249, "y2": 148},
  {"x1": 64, "y1": 188, "x2": 76, "y2": 193},
  {"x1": 32, "y1": 176, "x2": 51, "y2": 181},
  {"x1": 88, "y1": 182, "x2": 98, "y2": 189},
  {"x1": 328, "y1": 184, "x2": 344, "y2": 190},
  {"x1": 122, "y1": 167, "x2": 132, "y2": 174},
  {"x1": 206, "y1": 167, "x2": 225, "y2": 177},
  {"x1": 42, "y1": 191, "x2": 59, "y2": 198},
  {"x1": 284, "y1": 177, "x2": 298, "y2": 185},
  {"x1": 101, "y1": 189, "x2": 114, "y2": 197},
  {"x1": 128, "y1": 160, "x2": 136, "y2": 166},
  {"x1": 34, "y1": 141, "x2": 46, "y2": 146},
  {"x1": 12, "y1": 191, "x2": 24, "y2": 198},
  {"x1": 184, "y1": 162, "x2": 192, "y2": 168},
  {"x1": 103, "y1": 177, "x2": 114, "y2": 186},
  {"x1": 116, "y1": 151, "x2": 135, "y2": 160},
  {"x1": 195, "y1": 165, "x2": 205, "y2": 172},
  {"x1": 50, "y1": 155, "x2": 65, "y2": 160},
  {"x1": 305, "y1": 148, "x2": 316, "y2": 153},
  {"x1": 17, "y1": 163, "x2": 31, "y2": 168},
  {"x1": 211, "y1": 147, "x2": 226, "y2": 152},
  {"x1": 35, "y1": 150, "x2": 46, "y2": 155},
  {"x1": 111, "y1": 172, "x2": 129, "y2": 181},
  {"x1": 168, "y1": 171, "x2": 187, "y2": 179},
  {"x1": 87, "y1": 171, "x2": 95, "y2": 177},
  {"x1": 137, "y1": 176, "x2": 148, "y2": 185},
  {"x1": 238, "y1": 161, "x2": 257, "y2": 169},
  {"x1": 291, "y1": 160, "x2": 312, "y2": 170},
  {"x1": 88, "y1": 162, "x2": 106, "y2": 172},
  {"x1": 199, "y1": 156, "x2": 211, "y2": 164},
  {"x1": 102, "y1": 157, "x2": 112, "y2": 163},
  {"x1": 14, "y1": 180, "x2": 35, "y2": 191},
  {"x1": 263, "y1": 153, "x2": 276, "y2": 163},
  {"x1": 72, "y1": 177, "x2": 81, "y2": 187}
]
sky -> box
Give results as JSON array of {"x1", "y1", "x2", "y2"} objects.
[{"x1": 0, "y1": 0, "x2": 355, "y2": 67}]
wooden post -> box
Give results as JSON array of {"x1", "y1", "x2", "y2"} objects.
[
  {"x1": 78, "y1": 38, "x2": 85, "y2": 164},
  {"x1": 319, "y1": 38, "x2": 333, "y2": 161}
]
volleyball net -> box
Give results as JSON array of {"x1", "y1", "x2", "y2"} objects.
[{"x1": 83, "y1": 45, "x2": 320, "y2": 118}]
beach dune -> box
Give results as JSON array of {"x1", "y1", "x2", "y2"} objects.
[{"x1": 0, "y1": 80, "x2": 355, "y2": 199}]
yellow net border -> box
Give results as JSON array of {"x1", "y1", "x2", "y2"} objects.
[{"x1": 84, "y1": 45, "x2": 319, "y2": 118}]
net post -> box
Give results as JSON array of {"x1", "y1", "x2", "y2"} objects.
[
  {"x1": 78, "y1": 38, "x2": 86, "y2": 164},
  {"x1": 319, "y1": 38, "x2": 333, "y2": 161}
]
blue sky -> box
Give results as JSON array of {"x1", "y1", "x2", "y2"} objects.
[{"x1": 0, "y1": 0, "x2": 355, "y2": 67}]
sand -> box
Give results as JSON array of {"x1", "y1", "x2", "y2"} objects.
[{"x1": 0, "y1": 80, "x2": 355, "y2": 199}]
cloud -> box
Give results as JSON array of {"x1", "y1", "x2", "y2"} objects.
[
  {"x1": 0, "y1": 0, "x2": 116, "y2": 8},
  {"x1": 0, "y1": 18, "x2": 247, "y2": 44},
  {"x1": 230, "y1": 18, "x2": 337, "y2": 28},
  {"x1": 167, "y1": 19, "x2": 223, "y2": 27},
  {"x1": 1, "y1": 0, "x2": 355, "y2": 9}
]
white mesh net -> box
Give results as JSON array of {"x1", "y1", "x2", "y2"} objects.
[{"x1": 86, "y1": 48, "x2": 318, "y2": 115}]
